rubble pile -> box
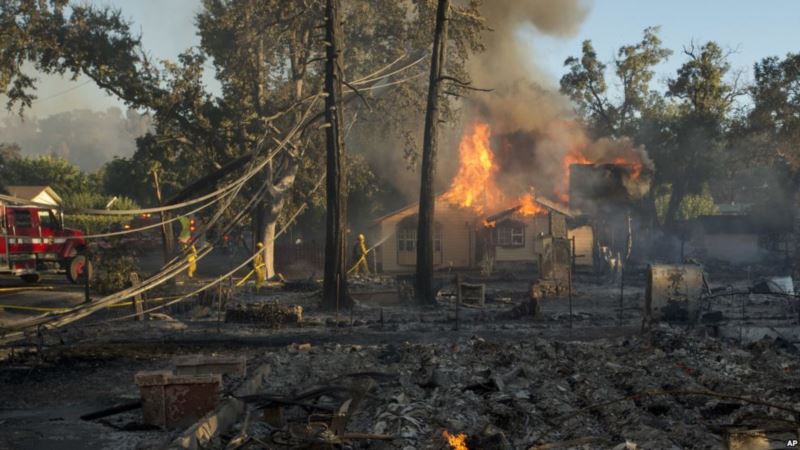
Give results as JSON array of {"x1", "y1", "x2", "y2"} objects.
[
  {"x1": 220, "y1": 327, "x2": 800, "y2": 449},
  {"x1": 225, "y1": 302, "x2": 303, "y2": 326}
]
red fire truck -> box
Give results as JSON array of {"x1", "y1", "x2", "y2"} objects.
[{"x1": 0, "y1": 202, "x2": 90, "y2": 283}]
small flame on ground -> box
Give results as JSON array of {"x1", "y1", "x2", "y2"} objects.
[{"x1": 442, "y1": 430, "x2": 469, "y2": 450}]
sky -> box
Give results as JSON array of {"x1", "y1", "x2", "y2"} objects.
[{"x1": 6, "y1": 0, "x2": 800, "y2": 118}]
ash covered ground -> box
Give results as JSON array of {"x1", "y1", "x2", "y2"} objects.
[{"x1": 1, "y1": 272, "x2": 799, "y2": 450}]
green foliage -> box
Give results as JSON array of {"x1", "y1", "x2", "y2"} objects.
[
  {"x1": 0, "y1": 0, "x2": 161, "y2": 115},
  {"x1": 655, "y1": 187, "x2": 719, "y2": 222},
  {"x1": 667, "y1": 42, "x2": 736, "y2": 116},
  {"x1": 63, "y1": 195, "x2": 139, "y2": 235},
  {"x1": 0, "y1": 153, "x2": 140, "y2": 234},
  {"x1": 748, "y1": 53, "x2": 800, "y2": 169},
  {"x1": 90, "y1": 240, "x2": 139, "y2": 294},
  {"x1": 560, "y1": 27, "x2": 671, "y2": 137},
  {"x1": 0, "y1": 154, "x2": 95, "y2": 194}
]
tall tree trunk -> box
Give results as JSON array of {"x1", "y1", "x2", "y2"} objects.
[
  {"x1": 664, "y1": 181, "x2": 686, "y2": 228},
  {"x1": 254, "y1": 21, "x2": 310, "y2": 281},
  {"x1": 415, "y1": 0, "x2": 450, "y2": 305},
  {"x1": 321, "y1": 0, "x2": 351, "y2": 310},
  {"x1": 253, "y1": 160, "x2": 298, "y2": 279}
]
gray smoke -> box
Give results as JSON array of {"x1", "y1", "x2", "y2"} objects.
[
  {"x1": 0, "y1": 107, "x2": 151, "y2": 171},
  {"x1": 436, "y1": 0, "x2": 655, "y2": 204}
]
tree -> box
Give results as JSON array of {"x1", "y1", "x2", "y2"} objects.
[
  {"x1": 415, "y1": 0, "x2": 450, "y2": 306},
  {"x1": 560, "y1": 28, "x2": 671, "y2": 229},
  {"x1": 1, "y1": 0, "x2": 486, "y2": 279},
  {"x1": 561, "y1": 27, "x2": 671, "y2": 138},
  {"x1": 661, "y1": 42, "x2": 741, "y2": 226},
  {"x1": 0, "y1": 142, "x2": 21, "y2": 192},
  {"x1": 748, "y1": 53, "x2": 800, "y2": 167},
  {"x1": 0, "y1": 155, "x2": 93, "y2": 195},
  {"x1": 746, "y1": 53, "x2": 800, "y2": 272}
]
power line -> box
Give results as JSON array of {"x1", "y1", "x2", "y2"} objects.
[{"x1": 31, "y1": 80, "x2": 93, "y2": 104}]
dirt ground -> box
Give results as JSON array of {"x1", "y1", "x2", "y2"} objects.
[{"x1": 1, "y1": 272, "x2": 799, "y2": 450}]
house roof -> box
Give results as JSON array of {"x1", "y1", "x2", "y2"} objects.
[
  {"x1": 485, "y1": 196, "x2": 576, "y2": 224},
  {"x1": 372, "y1": 194, "x2": 576, "y2": 227},
  {"x1": 371, "y1": 194, "x2": 451, "y2": 225},
  {"x1": 4, "y1": 185, "x2": 62, "y2": 205},
  {"x1": 534, "y1": 196, "x2": 576, "y2": 218}
]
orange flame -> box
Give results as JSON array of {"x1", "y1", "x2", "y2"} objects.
[
  {"x1": 516, "y1": 193, "x2": 545, "y2": 216},
  {"x1": 442, "y1": 431, "x2": 469, "y2": 450},
  {"x1": 442, "y1": 122, "x2": 504, "y2": 215},
  {"x1": 558, "y1": 148, "x2": 592, "y2": 202},
  {"x1": 444, "y1": 120, "x2": 644, "y2": 214},
  {"x1": 609, "y1": 157, "x2": 643, "y2": 180},
  {"x1": 443, "y1": 122, "x2": 545, "y2": 218}
]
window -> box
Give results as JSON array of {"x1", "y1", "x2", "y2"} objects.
[
  {"x1": 496, "y1": 220, "x2": 525, "y2": 247},
  {"x1": 43, "y1": 210, "x2": 61, "y2": 229},
  {"x1": 398, "y1": 227, "x2": 416, "y2": 252},
  {"x1": 397, "y1": 224, "x2": 442, "y2": 252},
  {"x1": 12, "y1": 210, "x2": 32, "y2": 228}
]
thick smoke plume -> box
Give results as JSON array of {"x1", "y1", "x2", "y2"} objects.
[{"x1": 441, "y1": 0, "x2": 653, "y2": 204}]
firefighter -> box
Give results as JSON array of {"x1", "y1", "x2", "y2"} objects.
[
  {"x1": 178, "y1": 216, "x2": 197, "y2": 278},
  {"x1": 253, "y1": 242, "x2": 266, "y2": 289},
  {"x1": 186, "y1": 244, "x2": 197, "y2": 278},
  {"x1": 351, "y1": 233, "x2": 370, "y2": 275}
]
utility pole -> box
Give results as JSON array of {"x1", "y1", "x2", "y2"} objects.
[{"x1": 321, "y1": 0, "x2": 351, "y2": 310}]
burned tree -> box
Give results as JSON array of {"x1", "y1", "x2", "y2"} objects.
[
  {"x1": 415, "y1": 0, "x2": 450, "y2": 305},
  {"x1": 321, "y1": 0, "x2": 351, "y2": 310}
]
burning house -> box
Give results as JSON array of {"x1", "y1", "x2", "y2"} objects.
[
  {"x1": 369, "y1": 194, "x2": 572, "y2": 274},
  {"x1": 567, "y1": 161, "x2": 654, "y2": 268},
  {"x1": 369, "y1": 120, "x2": 648, "y2": 275}
]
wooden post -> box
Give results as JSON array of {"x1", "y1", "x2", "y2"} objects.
[
  {"x1": 151, "y1": 169, "x2": 175, "y2": 267},
  {"x1": 130, "y1": 272, "x2": 144, "y2": 321},
  {"x1": 217, "y1": 281, "x2": 223, "y2": 333},
  {"x1": 455, "y1": 273, "x2": 461, "y2": 331},
  {"x1": 568, "y1": 262, "x2": 573, "y2": 330},
  {"x1": 571, "y1": 237, "x2": 576, "y2": 272},
  {"x1": 618, "y1": 253, "x2": 625, "y2": 327},
  {"x1": 83, "y1": 257, "x2": 91, "y2": 304}
]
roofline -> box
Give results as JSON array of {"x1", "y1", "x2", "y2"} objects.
[
  {"x1": 372, "y1": 194, "x2": 577, "y2": 226},
  {"x1": 371, "y1": 193, "x2": 447, "y2": 225}
]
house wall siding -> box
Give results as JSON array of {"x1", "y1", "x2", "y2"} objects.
[
  {"x1": 372, "y1": 201, "x2": 475, "y2": 273},
  {"x1": 568, "y1": 225, "x2": 594, "y2": 267},
  {"x1": 495, "y1": 216, "x2": 545, "y2": 262}
]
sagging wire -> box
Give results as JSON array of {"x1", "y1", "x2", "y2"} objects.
[
  {"x1": 101, "y1": 173, "x2": 326, "y2": 323},
  {"x1": 74, "y1": 196, "x2": 220, "y2": 240},
  {"x1": 0, "y1": 95, "x2": 324, "y2": 343},
  {"x1": 0, "y1": 92, "x2": 322, "y2": 217},
  {"x1": 349, "y1": 54, "x2": 427, "y2": 87}
]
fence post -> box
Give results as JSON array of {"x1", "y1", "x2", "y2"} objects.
[
  {"x1": 455, "y1": 273, "x2": 461, "y2": 331},
  {"x1": 130, "y1": 272, "x2": 144, "y2": 321}
]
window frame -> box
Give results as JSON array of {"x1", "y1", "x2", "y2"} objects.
[
  {"x1": 397, "y1": 222, "x2": 442, "y2": 253},
  {"x1": 495, "y1": 220, "x2": 525, "y2": 248}
]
